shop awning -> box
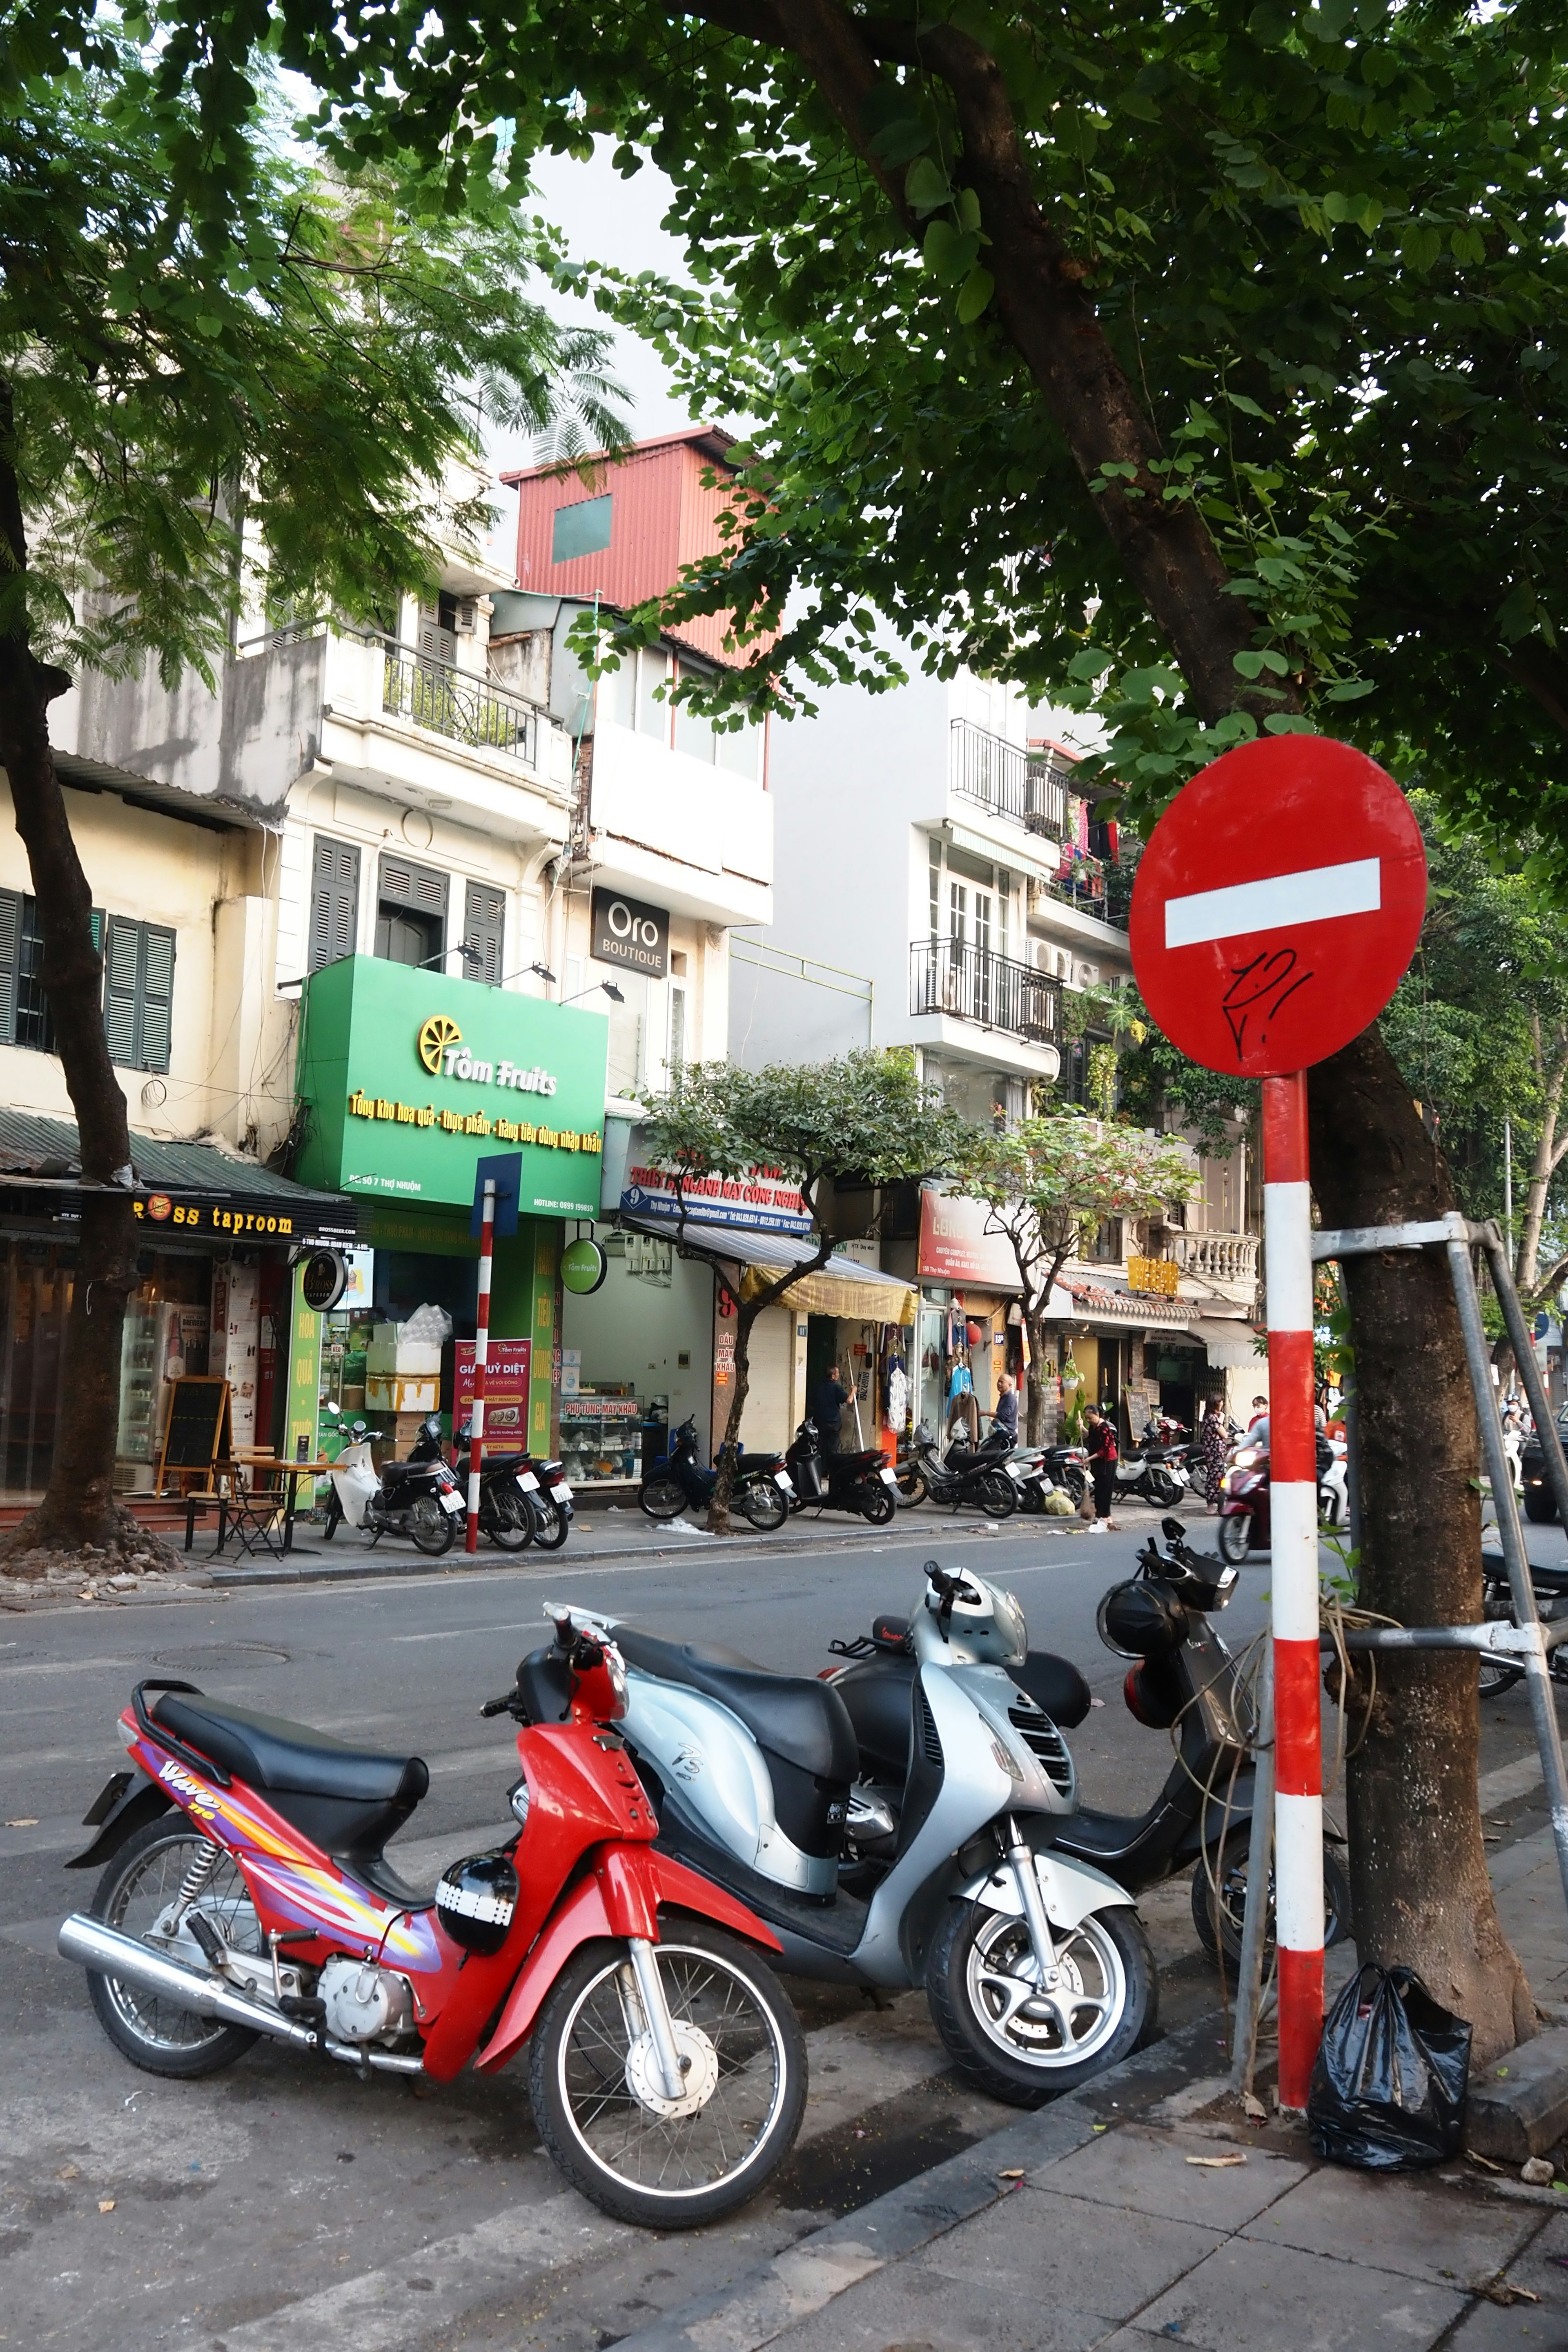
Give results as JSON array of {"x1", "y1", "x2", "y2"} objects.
[
  {"x1": 0, "y1": 1111, "x2": 357, "y2": 1243},
  {"x1": 1067, "y1": 1278, "x2": 1191, "y2": 1327},
  {"x1": 619, "y1": 1209, "x2": 917, "y2": 1325},
  {"x1": 1188, "y1": 1315, "x2": 1266, "y2": 1368}
]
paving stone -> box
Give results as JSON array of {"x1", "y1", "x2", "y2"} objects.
[
  {"x1": 1028, "y1": 2121, "x2": 1308, "y2": 2230},
  {"x1": 1440, "y1": 2206, "x2": 1568, "y2": 2352},
  {"x1": 1118, "y1": 2234, "x2": 1470, "y2": 2352},
  {"x1": 738, "y1": 2257, "x2": 1107, "y2": 2352},
  {"x1": 915, "y1": 2183, "x2": 1223, "y2": 2316},
  {"x1": 1241, "y1": 2163, "x2": 1539, "y2": 2287}
]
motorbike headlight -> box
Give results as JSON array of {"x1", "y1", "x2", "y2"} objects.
[
  {"x1": 1233, "y1": 1448, "x2": 1259, "y2": 1469},
  {"x1": 508, "y1": 1776, "x2": 530, "y2": 1828}
]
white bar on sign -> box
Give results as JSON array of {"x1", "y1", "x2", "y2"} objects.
[{"x1": 1165, "y1": 857, "x2": 1381, "y2": 948}]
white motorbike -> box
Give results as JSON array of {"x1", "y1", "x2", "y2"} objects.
[
  {"x1": 321, "y1": 1413, "x2": 465, "y2": 1556},
  {"x1": 542, "y1": 1562, "x2": 1156, "y2": 2106}
]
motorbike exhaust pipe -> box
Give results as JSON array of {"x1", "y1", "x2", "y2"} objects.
[{"x1": 57, "y1": 1912, "x2": 321, "y2": 2052}]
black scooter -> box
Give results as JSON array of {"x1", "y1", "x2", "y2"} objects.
[
  {"x1": 904, "y1": 1420, "x2": 1017, "y2": 1518},
  {"x1": 826, "y1": 1517, "x2": 1350, "y2": 1978},
  {"x1": 1479, "y1": 1546, "x2": 1568, "y2": 1696},
  {"x1": 785, "y1": 1417, "x2": 898, "y2": 1524},
  {"x1": 639, "y1": 1414, "x2": 790, "y2": 1531}
]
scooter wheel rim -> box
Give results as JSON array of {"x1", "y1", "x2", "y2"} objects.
[
  {"x1": 964, "y1": 1907, "x2": 1128, "y2": 2072},
  {"x1": 552, "y1": 1941, "x2": 789, "y2": 2199}
]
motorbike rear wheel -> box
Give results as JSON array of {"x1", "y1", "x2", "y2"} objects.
[
  {"x1": 87, "y1": 1818, "x2": 262, "y2": 2078},
  {"x1": 528, "y1": 1490, "x2": 571, "y2": 1551},
  {"x1": 926, "y1": 1896, "x2": 1155, "y2": 2107},
  {"x1": 895, "y1": 1468, "x2": 929, "y2": 1508},
  {"x1": 486, "y1": 1486, "x2": 533, "y2": 1551},
  {"x1": 1148, "y1": 1470, "x2": 1182, "y2": 1509},
  {"x1": 639, "y1": 1477, "x2": 688, "y2": 1522},
  {"x1": 1061, "y1": 1467, "x2": 1087, "y2": 1508},
  {"x1": 410, "y1": 1493, "x2": 457, "y2": 1555},
  {"x1": 737, "y1": 1479, "x2": 788, "y2": 1532},
  {"x1": 856, "y1": 1479, "x2": 897, "y2": 1526},
  {"x1": 975, "y1": 1471, "x2": 1017, "y2": 1521},
  {"x1": 528, "y1": 1923, "x2": 806, "y2": 2229},
  {"x1": 1218, "y1": 1511, "x2": 1252, "y2": 1564}
]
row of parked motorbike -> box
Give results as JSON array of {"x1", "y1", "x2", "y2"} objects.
[
  {"x1": 637, "y1": 1411, "x2": 1201, "y2": 1530},
  {"x1": 316, "y1": 1402, "x2": 577, "y2": 1557},
  {"x1": 58, "y1": 1520, "x2": 1352, "y2": 2234}
]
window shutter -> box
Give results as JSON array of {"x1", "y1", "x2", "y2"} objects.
[
  {"x1": 0, "y1": 890, "x2": 20, "y2": 1044},
  {"x1": 379, "y1": 855, "x2": 447, "y2": 918},
  {"x1": 310, "y1": 837, "x2": 360, "y2": 972},
  {"x1": 103, "y1": 917, "x2": 141, "y2": 1065},
  {"x1": 138, "y1": 925, "x2": 175, "y2": 1073},
  {"x1": 464, "y1": 884, "x2": 506, "y2": 986}
]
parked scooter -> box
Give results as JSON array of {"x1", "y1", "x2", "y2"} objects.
[
  {"x1": 321, "y1": 1415, "x2": 464, "y2": 1555},
  {"x1": 1218, "y1": 1432, "x2": 1347, "y2": 1561},
  {"x1": 825, "y1": 1518, "x2": 1350, "y2": 1980},
  {"x1": 58, "y1": 1627, "x2": 805, "y2": 2227},
  {"x1": 561, "y1": 1562, "x2": 1157, "y2": 2106},
  {"x1": 785, "y1": 1418, "x2": 899, "y2": 1524},
  {"x1": 403, "y1": 1414, "x2": 534, "y2": 1551},
  {"x1": 1479, "y1": 1547, "x2": 1568, "y2": 1696},
  {"x1": 902, "y1": 1421, "x2": 1017, "y2": 1519},
  {"x1": 639, "y1": 1414, "x2": 792, "y2": 1531},
  {"x1": 1112, "y1": 1428, "x2": 1191, "y2": 1510},
  {"x1": 1040, "y1": 1441, "x2": 1090, "y2": 1508}
]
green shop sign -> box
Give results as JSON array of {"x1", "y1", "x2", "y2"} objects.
[{"x1": 296, "y1": 957, "x2": 608, "y2": 1216}]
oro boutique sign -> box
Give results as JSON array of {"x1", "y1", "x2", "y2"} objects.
[
  {"x1": 591, "y1": 886, "x2": 669, "y2": 978},
  {"x1": 295, "y1": 956, "x2": 608, "y2": 1217}
]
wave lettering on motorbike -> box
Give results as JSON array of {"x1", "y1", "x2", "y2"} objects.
[{"x1": 155, "y1": 1758, "x2": 220, "y2": 1822}]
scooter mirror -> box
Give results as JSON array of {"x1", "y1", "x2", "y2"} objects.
[{"x1": 1160, "y1": 1517, "x2": 1186, "y2": 1542}]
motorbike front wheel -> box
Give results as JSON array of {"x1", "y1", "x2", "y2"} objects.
[
  {"x1": 1191, "y1": 1826, "x2": 1353, "y2": 1985},
  {"x1": 926, "y1": 1897, "x2": 1155, "y2": 2107},
  {"x1": 737, "y1": 1479, "x2": 788, "y2": 1532},
  {"x1": 855, "y1": 1479, "x2": 897, "y2": 1526},
  {"x1": 975, "y1": 1471, "x2": 1017, "y2": 1521},
  {"x1": 410, "y1": 1494, "x2": 458, "y2": 1556},
  {"x1": 528, "y1": 1923, "x2": 807, "y2": 2229},
  {"x1": 639, "y1": 1477, "x2": 688, "y2": 1522},
  {"x1": 322, "y1": 1492, "x2": 341, "y2": 1541},
  {"x1": 528, "y1": 1491, "x2": 572, "y2": 1552},
  {"x1": 486, "y1": 1486, "x2": 533, "y2": 1552},
  {"x1": 1218, "y1": 1511, "x2": 1252, "y2": 1564}
]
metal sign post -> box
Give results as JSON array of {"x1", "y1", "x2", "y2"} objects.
[{"x1": 466, "y1": 1177, "x2": 496, "y2": 1556}]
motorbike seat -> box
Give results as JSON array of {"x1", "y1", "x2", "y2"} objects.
[
  {"x1": 1483, "y1": 1548, "x2": 1568, "y2": 1594},
  {"x1": 152, "y1": 1693, "x2": 430, "y2": 1807},
  {"x1": 612, "y1": 1625, "x2": 859, "y2": 1781}
]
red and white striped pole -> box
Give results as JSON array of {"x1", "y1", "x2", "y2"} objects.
[
  {"x1": 1262, "y1": 1072, "x2": 1323, "y2": 2108},
  {"x1": 466, "y1": 1178, "x2": 496, "y2": 1556}
]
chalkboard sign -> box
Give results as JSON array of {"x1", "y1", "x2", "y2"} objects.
[{"x1": 157, "y1": 1377, "x2": 233, "y2": 1492}]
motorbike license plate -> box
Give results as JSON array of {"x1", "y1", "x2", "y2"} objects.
[
  {"x1": 439, "y1": 1489, "x2": 466, "y2": 1515},
  {"x1": 553, "y1": 1479, "x2": 573, "y2": 1500},
  {"x1": 516, "y1": 1472, "x2": 540, "y2": 1491},
  {"x1": 880, "y1": 1467, "x2": 898, "y2": 1485},
  {"x1": 775, "y1": 1471, "x2": 795, "y2": 1495}
]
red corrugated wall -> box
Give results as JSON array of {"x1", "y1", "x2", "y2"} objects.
[{"x1": 506, "y1": 433, "x2": 771, "y2": 669}]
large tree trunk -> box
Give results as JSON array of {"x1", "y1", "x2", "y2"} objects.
[
  {"x1": 1309, "y1": 1027, "x2": 1533, "y2": 2060},
  {"x1": 1516, "y1": 1049, "x2": 1567, "y2": 1293},
  {"x1": 0, "y1": 416, "x2": 138, "y2": 1558},
  {"x1": 707, "y1": 1290, "x2": 756, "y2": 1535},
  {"x1": 1024, "y1": 1312, "x2": 1048, "y2": 1446}
]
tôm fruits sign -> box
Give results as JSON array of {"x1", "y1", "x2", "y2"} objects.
[{"x1": 296, "y1": 957, "x2": 608, "y2": 1216}]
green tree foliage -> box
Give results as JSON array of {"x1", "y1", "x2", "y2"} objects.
[
  {"x1": 643, "y1": 1051, "x2": 965, "y2": 1529},
  {"x1": 952, "y1": 1114, "x2": 1196, "y2": 1441}
]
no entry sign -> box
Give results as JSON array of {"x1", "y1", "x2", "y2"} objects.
[{"x1": 1129, "y1": 736, "x2": 1426, "y2": 1077}]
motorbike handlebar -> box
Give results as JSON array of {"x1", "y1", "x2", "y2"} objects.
[{"x1": 479, "y1": 1692, "x2": 517, "y2": 1718}]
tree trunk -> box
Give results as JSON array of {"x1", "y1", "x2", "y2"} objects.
[
  {"x1": 0, "y1": 412, "x2": 139, "y2": 1558},
  {"x1": 1308, "y1": 1026, "x2": 1533, "y2": 2060},
  {"x1": 707, "y1": 1289, "x2": 756, "y2": 1535},
  {"x1": 1516, "y1": 1047, "x2": 1568, "y2": 1294},
  {"x1": 1024, "y1": 1313, "x2": 1048, "y2": 1446}
]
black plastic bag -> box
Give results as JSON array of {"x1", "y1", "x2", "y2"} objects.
[{"x1": 1307, "y1": 1964, "x2": 1471, "y2": 2169}]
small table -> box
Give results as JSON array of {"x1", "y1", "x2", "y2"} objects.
[{"x1": 221, "y1": 1452, "x2": 337, "y2": 1557}]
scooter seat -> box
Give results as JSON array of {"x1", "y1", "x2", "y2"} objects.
[
  {"x1": 612, "y1": 1626, "x2": 859, "y2": 1781},
  {"x1": 153, "y1": 1693, "x2": 429, "y2": 1807}
]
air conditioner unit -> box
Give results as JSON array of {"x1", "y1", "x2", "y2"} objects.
[
  {"x1": 1031, "y1": 942, "x2": 1071, "y2": 980},
  {"x1": 1076, "y1": 960, "x2": 1100, "y2": 988}
]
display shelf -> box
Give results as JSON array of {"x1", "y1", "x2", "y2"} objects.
[{"x1": 560, "y1": 1393, "x2": 641, "y2": 1482}]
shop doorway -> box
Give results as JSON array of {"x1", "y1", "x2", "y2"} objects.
[
  {"x1": 805, "y1": 1315, "x2": 841, "y2": 1424},
  {"x1": 0, "y1": 1238, "x2": 72, "y2": 1492}
]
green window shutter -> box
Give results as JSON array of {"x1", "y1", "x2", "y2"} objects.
[
  {"x1": 138, "y1": 925, "x2": 175, "y2": 1074},
  {"x1": 310, "y1": 837, "x2": 359, "y2": 972},
  {"x1": 0, "y1": 890, "x2": 20, "y2": 1045},
  {"x1": 103, "y1": 917, "x2": 141, "y2": 1066},
  {"x1": 89, "y1": 908, "x2": 103, "y2": 953},
  {"x1": 465, "y1": 883, "x2": 506, "y2": 986}
]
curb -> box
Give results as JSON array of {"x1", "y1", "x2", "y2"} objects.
[{"x1": 610, "y1": 2012, "x2": 1230, "y2": 2352}]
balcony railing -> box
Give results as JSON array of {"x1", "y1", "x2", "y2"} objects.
[
  {"x1": 381, "y1": 646, "x2": 538, "y2": 764},
  {"x1": 910, "y1": 938, "x2": 1062, "y2": 1044},
  {"x1": 1171, "y1": 1232, "x2": 1261, "y2": 1286},
  {"x1": 949, "y1": 720, "x2": 1069, "y2": 838}
]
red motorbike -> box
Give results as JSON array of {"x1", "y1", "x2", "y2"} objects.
[
  {"x1": 57, "y1": 1619, "x2": 806, "y2": 2228},
  {"x1": 1218, "y1": 1442, "x2": 1271, "y2": 1561}
]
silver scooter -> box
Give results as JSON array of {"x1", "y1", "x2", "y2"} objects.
[{"x1": 543, "y1": 1562, "x2": 1156, "y2": 2106}]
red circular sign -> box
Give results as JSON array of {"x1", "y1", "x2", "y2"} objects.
[
  {"x1": 1129, "y1": 736, "x2": 1426, "y2": 1078},
  {"x1": 145, "y1": 1192, "x2": 172, "y2": 1221}
]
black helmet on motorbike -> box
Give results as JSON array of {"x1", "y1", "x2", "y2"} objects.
[
  {"x1": 436, "y1": 1849, "x2": 520, "y2": 1956},
  {"x1": 1097, "y1": 1577, "x2": 1190, "y2": 1661}
]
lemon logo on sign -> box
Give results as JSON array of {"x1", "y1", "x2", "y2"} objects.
[{"x1": 418, "y1": 1015, "x2": 460, "y2": 1077}]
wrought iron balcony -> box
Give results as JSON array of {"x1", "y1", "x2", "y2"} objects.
[
  {"x1": 381, "y1": 646, "x2": 538, "y2": 763},
  {"x1": 949, "y1": 719, "x2": 1070, "y2": 838},
  {"x1": 910, "y1": 938, "x2": 1062, "y2": 1044}
]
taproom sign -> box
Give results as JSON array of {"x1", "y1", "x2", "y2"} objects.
[{"x1": 591, "y1": 887, "x2": 669, "y2": 978}]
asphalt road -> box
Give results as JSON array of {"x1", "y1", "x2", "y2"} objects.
[{"x1": 0, "y1": 1496, "x2": 1559, "y2": 2351}]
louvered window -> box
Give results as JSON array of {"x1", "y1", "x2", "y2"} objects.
[
  {"x1": 309, "y1": 836, "x2": 360, "y2": 972},
  {"x1": 103, "y1": 916, "x2": 174, "y2": 1073},
  {"x1": 0, "y1": 894, "x2": 102, "y2": 1054},
  {"x1": 464, "y1": 883, "x2": 506, "y2": 987},
  {"x1": 376, "y1": 855, "x2": 446, "y2": 971}
]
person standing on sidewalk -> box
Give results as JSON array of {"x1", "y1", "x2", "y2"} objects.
[
  {"x1": 1084, "y1": 1405, "x2": 1119, "y2": 1531},
  {"x1": 811, "y1": 1364, "x2": 849, "y2": 1453},
  {"x1": 993, "y1": 1373, "x2": 1018, "y2": 1446},
  {"x1": 1198, "y1": 1399, "x2": 1229, "y2": 1512}
]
